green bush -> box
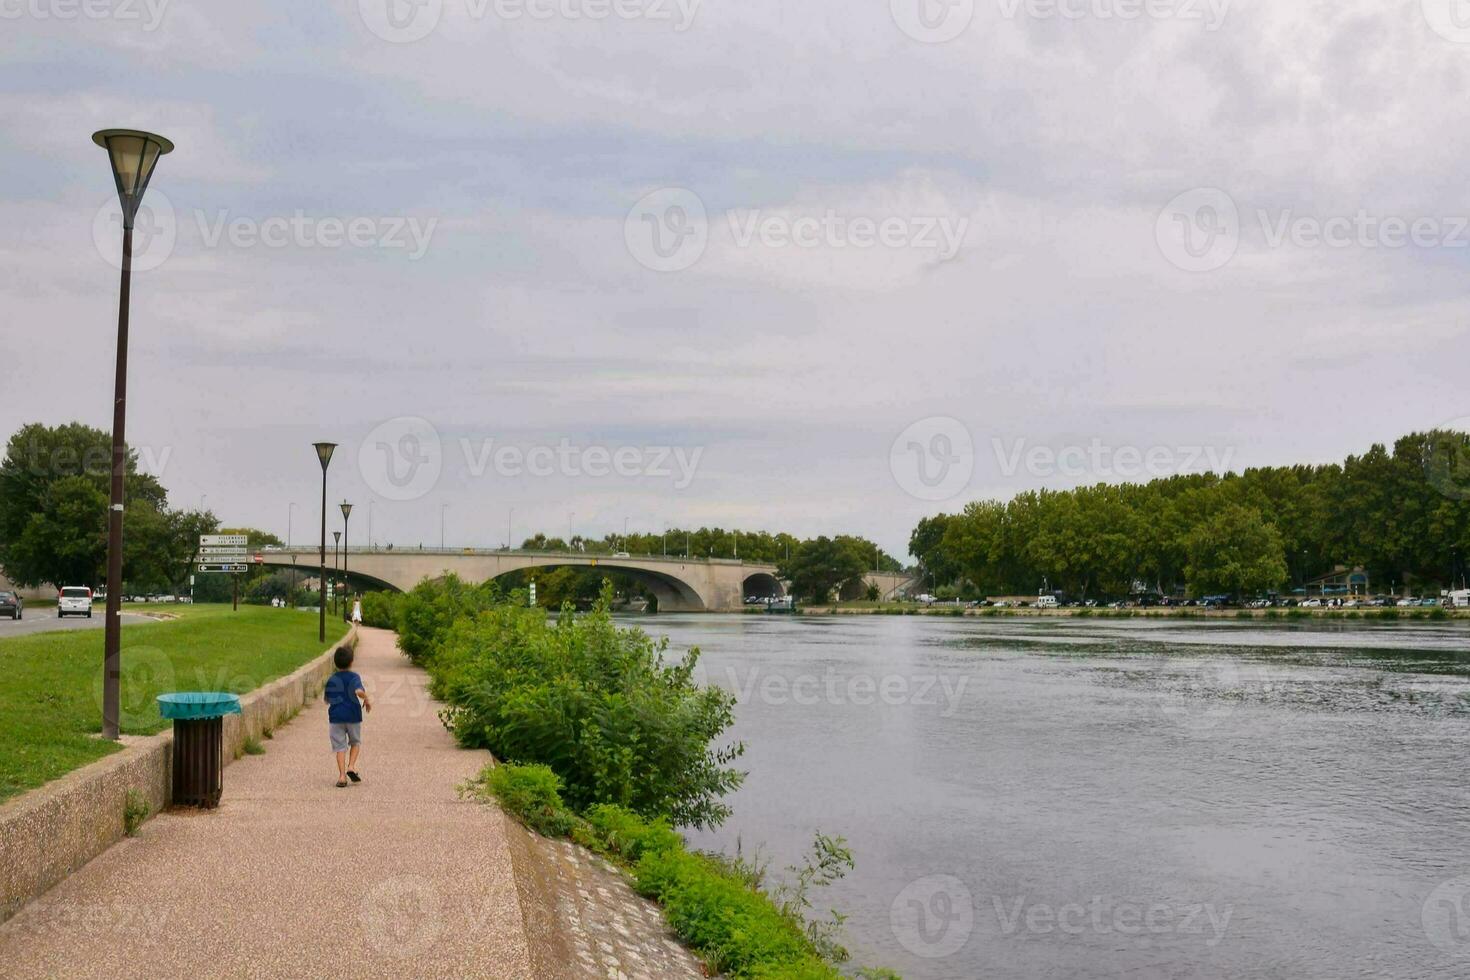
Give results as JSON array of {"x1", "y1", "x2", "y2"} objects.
[
  {"x1": 398, "y1": 574, "x2": 503, "y2": 663},
  {"x1": 482, "y1": 763, "x2": 578, "y2": 837},
  {"x1": 581, "y1": 803, "x2": 682, "y2": 862},
  {"x1": 430, "y1": 583, "x2": 744, "y2": 829},
  {"x1": 359, "y1": 591, "x2": 403, "y2": 630},
  {"x1": 636, "y1": 848, "x2": 818, "y2": 977}
]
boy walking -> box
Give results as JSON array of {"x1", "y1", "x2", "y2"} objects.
[{"x1": 324, "y1": 645, "x2": 371, "y2": 788}]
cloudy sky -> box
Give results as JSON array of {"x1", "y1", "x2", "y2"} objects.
[{"x1": 2, "y1": 0, "x2": 1468, "y2": 558}]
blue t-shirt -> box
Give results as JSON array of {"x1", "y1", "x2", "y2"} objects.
[{"x1": 325, "y1": 670, "x2": 364, "y2": 723}]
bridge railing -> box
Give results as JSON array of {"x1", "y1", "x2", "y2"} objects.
[{"x1": 258, "y1": 546, "x2": 774, "y2": 567}]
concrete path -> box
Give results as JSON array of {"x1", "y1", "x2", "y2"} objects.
[{"x1": 0, "y1": 627, "x2": 535, "y2": 979}]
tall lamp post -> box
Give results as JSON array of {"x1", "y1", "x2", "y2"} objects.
[
  {"x1": 333, "y1": 531, "x2": 342, "y2": 618},
  {"x1": 313, "y1": 442, "x2": 337, "y2": 642},
  {"x1": 340, "y1": 501, "x2": 353, "y2": 620},
  {"x1": 93, "y1": 128, "x2": 173, "y2": 741}
]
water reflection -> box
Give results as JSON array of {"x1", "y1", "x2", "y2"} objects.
[{"x1": 630, "y1": 614, "x2": 1470, "y2": 979}]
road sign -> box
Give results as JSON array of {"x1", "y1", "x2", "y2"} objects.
[
  {"x1": 199, "y1": 546, "x2": 248, "y2": 557},
  {"x1": 201, "y1": 534, "x2": 248, "y2": 547},
  {"x1": 197, "y1": 563, "x2": 248, "y2": 573},
  {"x1": 254, "y1": 553, "x2": 264, "y2": 564}
]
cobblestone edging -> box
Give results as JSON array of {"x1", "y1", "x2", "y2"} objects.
[
  {"x1": 502, "y1": 820, "x2": 706, "y2": 978},
  {"x1": 0, "y1": 626, "x2": 355, "y2": 925}
]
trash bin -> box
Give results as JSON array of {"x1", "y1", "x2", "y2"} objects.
[{"x1": 157, "y1": 692, "x2": 242, "y2": 809}]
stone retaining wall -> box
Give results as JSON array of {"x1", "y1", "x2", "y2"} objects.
[{"x1": 0, "y1": 626, "x2": 355, "y2": 925}]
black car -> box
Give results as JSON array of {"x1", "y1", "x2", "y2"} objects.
[{"x1": 0, "y1": 591, "x2": 22, "y2": 620}]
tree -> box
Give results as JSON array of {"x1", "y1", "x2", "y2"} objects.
[
  {"x1": 1183, "y1": 504, "x2": 1287, "y2": 597},
  {"x1": 0, "y1": 422, "x2": 167, "y2": 588},
  {"x1": 778, "y1": 536, "x2": 868, "y2": 603}
]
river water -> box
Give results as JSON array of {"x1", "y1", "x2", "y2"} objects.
[{"x1": 636, "y1": 613, "x2": 1470, "y2": 980}]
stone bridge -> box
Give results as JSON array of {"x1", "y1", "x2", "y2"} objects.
[{"x1": 260, "y1": 548, "x2": 914, "y2": 613}]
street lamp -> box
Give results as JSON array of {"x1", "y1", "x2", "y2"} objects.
[
  {"x1": 313, "y1": 442, "x2": 337, "y2": 642},
  {"x1": 333, "y1": 530, "x2": 342, "y2": 618},
  {"x1": 340, "y1": 501, "x2": 353, "y2": 620},
  {"x1": 440, "y1": 502, "x2": 449, "y2": 550},
  {"x1": 93, "y1": 128, "x2": 173, "y2": 742}
]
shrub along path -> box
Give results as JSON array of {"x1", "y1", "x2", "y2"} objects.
[{"x1": 0, "y1": 627, "x2": 543, "y2": 978}]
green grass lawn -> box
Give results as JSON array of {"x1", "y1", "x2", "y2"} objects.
[{"x1": 0, "y1": 603, "x2": 342, "y2": 804}]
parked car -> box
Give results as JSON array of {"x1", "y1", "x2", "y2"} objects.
[
  {"x1": 1300, "y1": 598, "x2": 1323, "y2": 608},
  {"x1": 1396, "y1": 597, "x2": 1418, "y2": 607},
  {"x1": 58, "y1": 586, "x2": 93, "y2": 618},
  {"x1": 1248, "y1": 598, "x2": 1271, "y2": 608},
  {"x1": 0, "y1": 591, "x2": 21, "y2": 620},
  {"x1": 1420, "y1": 597, "x2": 1442, "y2": 607}
]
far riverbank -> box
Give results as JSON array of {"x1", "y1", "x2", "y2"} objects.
[{"x1": 797, "y1": 603, "x2": 1470, "y2": 621}]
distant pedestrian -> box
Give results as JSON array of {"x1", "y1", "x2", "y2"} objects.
[
  {"x1": 324, "y1": 645, "x2": 371, "y2": 788},
  {"x1": 351, "y1": 596, "x2": 363, "y2": 625}
]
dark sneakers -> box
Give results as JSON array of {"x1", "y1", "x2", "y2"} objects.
[{"x1": 346, "y1": 771, "x2": 362, "y2": 783}]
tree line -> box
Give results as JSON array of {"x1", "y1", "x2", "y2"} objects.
[
  {"x1": 908, "y1": 430, "x2": 1470, "y2": 600},
  {"x1": 518, "y1": 530, "x2": 904, "y2": 606}
]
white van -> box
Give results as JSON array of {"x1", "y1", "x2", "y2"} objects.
[
  {"x1": 1448, "y1": 590, "x2": 1470, "y2": 609},
  {"x1": 58, "y1": 586, "x2": 93, "y2": 618},
  {"x1": 1036, "y1": 595, "x2": 1059, "y2": 609}
]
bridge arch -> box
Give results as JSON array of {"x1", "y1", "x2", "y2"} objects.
[
  {"x1": 741, "y1": 571, "x2": 785, "y2": 600},
  {"x1": 489, "y1": 562, "x2": 707, "y2": 613}
]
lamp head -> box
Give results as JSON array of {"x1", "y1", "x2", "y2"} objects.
[
  {"x1": 340, "y1": 501, "x2": 354, "y2": 520},
  {"x1": 313, "y1": 442, "x2": 337, "y2": 471},
  {"x1": 92, "y1": 129, "x2": 173, "y2": 230}
]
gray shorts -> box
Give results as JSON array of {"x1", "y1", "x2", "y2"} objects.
[{"x1": 329, "y1": 722, "x2": 362, "y2": 752}]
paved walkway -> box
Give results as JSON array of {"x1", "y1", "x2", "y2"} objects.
[{"x1": 0, "y1": 628, "x2": 534, "y2": 978}]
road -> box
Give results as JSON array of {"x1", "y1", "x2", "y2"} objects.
[{"x1": 0, "y1": 607, "x2": 153, "y2": 638}]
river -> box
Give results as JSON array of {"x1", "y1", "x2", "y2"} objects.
[{"x1": 635, "y1": 613, "x2": 1470, "y2": 979}]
